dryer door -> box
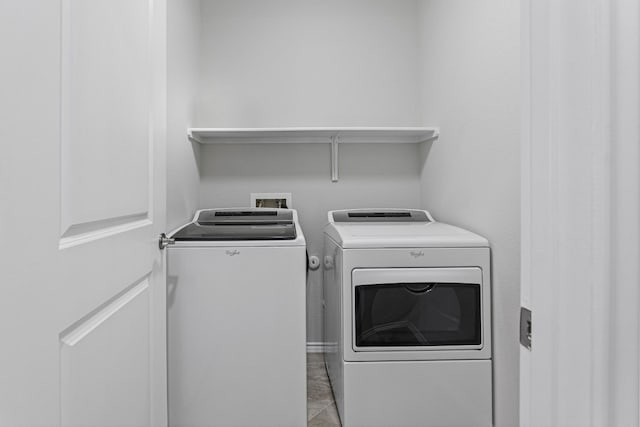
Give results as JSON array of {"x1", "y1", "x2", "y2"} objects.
[{"x1": 351, "y1": 268, "x2": 487, "y2": 359}]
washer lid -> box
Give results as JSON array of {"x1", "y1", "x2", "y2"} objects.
[
  {"x1": 172, "y1": 223, "x2": 296, "y2": 241},
  {"x1": 173, "y1": 209, "x2": 296, "y2": 241}
]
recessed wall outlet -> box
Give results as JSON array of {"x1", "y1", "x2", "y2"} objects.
[{"x1": 251, "y1": 193, "x2": 292, "y2": 209}]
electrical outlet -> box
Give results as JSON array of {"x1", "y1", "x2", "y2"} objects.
[{"x1": 250, "y1": 193, "x2": 292, "y2": 209}]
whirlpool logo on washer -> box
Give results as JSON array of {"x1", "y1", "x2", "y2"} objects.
[
  {"x1": 409, "y1": 250, "x2": 424, "y2": 258},
  {"x1": 225, "y1": 250, "x2": 240, "y2": 256}
]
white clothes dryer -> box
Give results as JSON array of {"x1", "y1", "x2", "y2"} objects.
[
  {"x1": 323, "y1": 209, "x2": 492, "y2": 427},
  {"x1": 167, "y1": 208, "x2": 306, "y2": 427}
]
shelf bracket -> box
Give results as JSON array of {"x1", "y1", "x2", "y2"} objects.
[
  {"x1": 187, "y1": 129, "x2": 203, "y2": 144},
  {"x1": 420, "y1": 129, "x2": 440, "y2": 143},
  {"x1": 330, "y1": 135, "x2": 339, "y2": 182}
]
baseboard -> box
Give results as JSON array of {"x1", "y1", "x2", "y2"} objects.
[{"x1": 306, "y1": 342, "x2": 328, "y2": 353}]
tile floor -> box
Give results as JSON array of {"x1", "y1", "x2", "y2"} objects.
[{"x1": 307, "y1": 353, "x2": 341, "y2": 427}]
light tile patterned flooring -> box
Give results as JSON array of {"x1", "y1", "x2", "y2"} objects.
[{"x1": 307, "y1": 353, "x2": 341, "y2": 427}]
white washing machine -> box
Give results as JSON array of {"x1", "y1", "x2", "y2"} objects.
[
  {"x1": 323, "y1": 209, "x2": 492, "y2": 427},
  {"x1": 167, "y1": 208, "x2": 306, "y2": 427}
]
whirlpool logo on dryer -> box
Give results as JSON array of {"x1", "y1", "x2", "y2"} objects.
[{"x1": 225, "y1": 250, "x2": 240, "y2": 256}]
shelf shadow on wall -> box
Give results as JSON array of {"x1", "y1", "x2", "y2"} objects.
[
  {"x1": 417, "y1": 138, "x2": 436, "y2": 179},
  {"x1": 198, "y1": 142, "x2": 422, "y2": 181}
]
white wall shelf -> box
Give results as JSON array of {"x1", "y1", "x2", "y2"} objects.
[
  {"x1": 187, "y1": 127, "x2": 439, "y2": 182},
  {"x1": 187, "y1": 127, "x2": 439, "y2": 144}
]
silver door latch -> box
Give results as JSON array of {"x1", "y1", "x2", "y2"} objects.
[
  {"x1": 520, "y1": 307, "x2": 532, "y2": 350},
  {"x1": 158, "y1": 233, "x2": 175, "y2": 250}
]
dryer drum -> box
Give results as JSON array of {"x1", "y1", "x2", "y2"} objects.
[{"x1": 404, "y1": 283, "x2": 436, "y2": 294}]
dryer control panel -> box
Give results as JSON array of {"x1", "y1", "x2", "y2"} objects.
[{"x1": 331, "y1": 209, "x2": 431, "y2": 223}]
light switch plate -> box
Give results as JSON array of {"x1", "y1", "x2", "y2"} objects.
[{"x1": 250, "y1": 192, "x2": 292, "y2": 209}]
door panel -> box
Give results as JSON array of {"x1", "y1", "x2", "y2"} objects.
[
  {"x1": 341, "y1": 249, "x2": 491, "y2": 362},
  {"x1": 60, "y1": 279, "x2": 150, "y2": 427},
  {"x1": 60, "y1": 0, "x2": 153, "y2": 241},
  {"x1": 0, "y1": 1, "x2": 167, "y2": 426}
]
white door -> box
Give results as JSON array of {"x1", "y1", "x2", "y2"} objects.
[
  {"x1": 0, "y1": 1, "x2": 167, "y2": 426},
  {"x1": 521, "y1": 0, "x2": 640, "y2": 425}
]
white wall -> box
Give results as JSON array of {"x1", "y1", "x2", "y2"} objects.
[
  {"x1": 197, "y1": 0, "x2": 421, "y2": 127},
  {"x1": 196, "y1": 0, "x2": 424, "y2": 344},
  {"x1": 417, "y1": 1, "x2": 520, "y2": 427},
  {"x1": 167, "y1": 0, "x2": 201, "y2": 231}
]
